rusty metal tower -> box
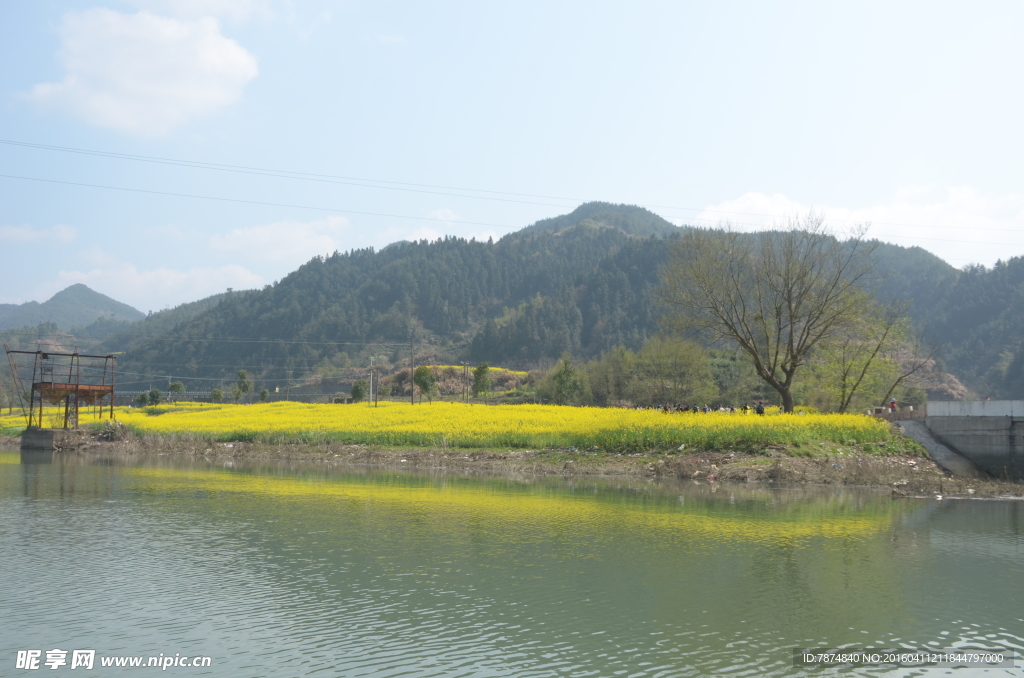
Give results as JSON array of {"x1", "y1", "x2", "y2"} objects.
[{"x1": 4, "y1": 345, "x2": 116, "y2": 429}]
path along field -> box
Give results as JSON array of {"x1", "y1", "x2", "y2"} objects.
[{"x1": 2, "y1": 401, "x2": 892, "y2": 450}]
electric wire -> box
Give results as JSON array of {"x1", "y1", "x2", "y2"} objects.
[
  {"x1": 0, "y1": 331, "x2": 409, "y2": 345},
  {"x1": 0, "y1": 139, "x2": 586, "y2": 204},
  {"x1": 0, "y1": 174, "x2": 514, "y2": 229},
  {"x1": 5, "y1": 138, "x2": 1024, "y2": 234},
  {"x1": 4, "y1": 169, "x2": 1022, "y2": 249}
]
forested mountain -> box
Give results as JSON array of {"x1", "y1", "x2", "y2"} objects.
[
  {"x1": 518, "y1": 202, "x2": 680, "y2": 238},
  {"x1": 91, "y1": 202, "x2": 961, "y2": 387},
  {"x1": 0, "y1": 283, "x2": 143, "y2": 332},
  {"x1": 917, "y1": 259, "x2": 1024, "y2": 398},
  {"x1": 7, "y1": 202, "x2": 1024, "y2": 399},
  {"x1": 107, "y1": 211, "x2": 647, "y2": 382}
]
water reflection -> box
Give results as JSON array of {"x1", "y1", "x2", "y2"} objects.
[
  {"x1": 19, "y1": 450, "x2": 54, "y2": 465},
  {"x1": 0, "y1": 449, "x2": 1020, "y2": 676}
]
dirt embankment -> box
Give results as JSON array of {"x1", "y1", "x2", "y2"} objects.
[{"x1": 3, "y1": 427, "x2": 1021, "y2": 499}]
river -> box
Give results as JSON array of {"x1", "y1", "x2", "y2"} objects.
[{"x1": 1, "y1": 449, "x2": 1021, "y2": 676}]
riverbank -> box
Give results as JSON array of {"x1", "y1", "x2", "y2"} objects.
[{"x1": 4, "y1": 427, "x2": 1021, "y2": 499}]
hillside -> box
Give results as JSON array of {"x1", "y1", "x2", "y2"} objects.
[
  {"x1": 14, "y1": 203, "x2": 1024, "y2": 399},
  {"x1": 97, "y1": 291, "x2": 238, "y2": 351},
  {"x1": 108, "y1": 219, "x2": 639, "y2": 384},
  {"x1": 0, "y1": 284, "x2": 144, "y2": 332},
  {"x1": 91, "y1": 202, "x2": 983, "y2": 395}
]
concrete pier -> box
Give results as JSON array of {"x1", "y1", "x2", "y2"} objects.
[
  {"x1": 18, "y1": 428, "x2": 83, "y2": 452},
  {"x1": 926, "y1": 401, "x2": 1024, "y2": 480},
  {"x1": 20, "y1": 427, "x2": 56, "y2": 451}
]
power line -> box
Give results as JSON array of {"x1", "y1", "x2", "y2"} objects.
[
  {"x1": 0, "y1": 174, "x2": 515, "y2": 229},
  {"x1": 0, "y1": 138, "x2": 587, "y2": 204},
  {"x1": 113, "y1": 372, "x2": 331, "y2": 383},
  {"x1": 0, "y1": 169, "x2": 1020, "y2": 275},
  {"x1": 866, "y1": 233, "x2": 1024, "y2": 247},
  {"x1": 660, "y1": 215, "x2": 1024, "y2": 237},
  {"x1": 4, "y1": 170, "x2": 1021, "y2": 251},
  {"x1": 0, "y1": 140, "x2": 573, "y2": 208},
  {"x1": 9, "y1": 138, "x2": 1023, "y2": 234},
  {"x1": 0, "y1": 331, "x2": 409, "y2": 345}
]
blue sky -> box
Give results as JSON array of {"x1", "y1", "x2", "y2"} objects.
[{"x1": 2, "y1": 0, "x2": 1024, "y2": 311}]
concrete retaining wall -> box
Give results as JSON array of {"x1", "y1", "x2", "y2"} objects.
[
  {"x1": 927, "y1": 400, "x2": 1024, "y2": 417},
  {"x1": 926, "y1": 401, "x2": 1024, "y2": 479}
]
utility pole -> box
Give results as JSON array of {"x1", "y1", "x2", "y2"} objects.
[{"x1": 409, "y1": 334, "x2": 415, "y2": 405}]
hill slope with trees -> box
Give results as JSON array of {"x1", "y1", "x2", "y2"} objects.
[
  {"x1": 94, "y1": 204, "x2": 956, "y2": 383},
  {"x1": 7, "y1": 202, "x2": 1023, "y2": 402}
]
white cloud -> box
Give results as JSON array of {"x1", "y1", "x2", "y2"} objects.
[
  {"x1": 373, "y1": 33, "x2": 405, "y2": 44},
  {"x1": 429, "y1": 208, "x2": 459, "y2": 223},
  {"x1": 123, "y1": 0, "x2": 270, "y2": 21},
  {"x1": 28, "y1": 9, "x2": 258, "y2": 136},
  {"x1": 44, "y1": 262, "x2": 263, "y2": 312},
  {"x1": 0, "y1": 224, "x2": 77, "y2": 245},
  {"x1": 690, "y1": 188, "x2": 1024, "y2": 267},
  {"x1": 208, "y1": 216, "x2": 352, "y2": 262}
]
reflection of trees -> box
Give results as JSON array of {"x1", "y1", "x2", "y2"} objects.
[{"x1": 744, "y1": 523, "x2": 916, "y2": 638}]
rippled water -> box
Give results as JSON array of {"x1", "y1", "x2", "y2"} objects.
[{"x1": 1, "y1": 449, "x2": 1021, "y2": 676}]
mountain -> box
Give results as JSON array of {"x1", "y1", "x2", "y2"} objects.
[
  {"x1": 108, "y1": 219, "x2": 639, "y2": 382},
  {"x1": 0, "y1": 284, "x2": 144, "y2": 333},
  {"x1": 517, "y1": 202, "x2": 680, "y2": 238},
  {"x1": 915, "y1": 259, "x2": 1024, "y2": 398},
  {"x1": 94, "y1": 202, "x2": 982, "y2": 396},
  {"x1": 10, "y1": 202, "x2": 1022, "y2": 402},
  {"x1": 97, "y1": 291, "x2": 239, "y2": 351}
]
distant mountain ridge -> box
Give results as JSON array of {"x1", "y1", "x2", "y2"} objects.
[
  {"x1": 0, "y1": 284, "x2": 144, "y2": 333},
  {"x1": 11, "y1": 202, "x2": 1024, "y2": 399}
]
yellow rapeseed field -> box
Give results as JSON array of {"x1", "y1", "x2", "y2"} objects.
[
  {"x1": 431, "y1": 364, "x2": 529, "y2": 377},
  {"x1": 0, "y1": 401, "x2": 895, "y2": 449}
]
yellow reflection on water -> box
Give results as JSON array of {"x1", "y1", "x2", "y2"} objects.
[{"x1": 121, "y1": 465, "x2": 894, "y2": 546}]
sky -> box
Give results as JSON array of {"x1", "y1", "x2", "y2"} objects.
[{"x1": 2, "y1": 0, "x2": 1024, "y2": 312}]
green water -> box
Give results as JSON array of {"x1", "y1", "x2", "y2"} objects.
[{"x1": 1, "y1": 449, "x2": 1021, "y2": 676}]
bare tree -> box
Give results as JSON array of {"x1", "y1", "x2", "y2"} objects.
[
  {"x1": 658, "y1": 214, "x2": 876, "y2": 412},
  {"x1": 818, "y1": 299, "x2": 909, "y2": 412},
  {"x1": 878, "y1": 334, "x2": 937, "y2": 406}
]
